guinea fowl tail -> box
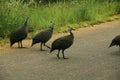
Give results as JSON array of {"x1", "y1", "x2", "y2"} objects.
[
  {"x1": 31, "y1": 40, "x2": 36, "y2": 47},
  {"x1": 10, "y1": 42, "x2": 14, "y2": 47},
  {"x1": 31, "y1": 42, "x2": 34, "y2": 47},
  {"x1": 10, "y1": 43, "x2": 12, "y2": 47},
  {"x1": 109, "y1": 42, "x2": 114, "y2": 48}
]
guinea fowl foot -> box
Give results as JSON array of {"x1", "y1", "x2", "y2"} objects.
[
  {"x1": 18, "y1": 46, "x2": 26, "y2": 48},
  {"x1": 21, "y1": 47, "x2": 26, "y2": 48},
  {"x1": 63, "y1": 57, "x2": 69, "y2": 59},
  {"x1": 40, "y1": 49, "x2": 45, "y2": 51}
]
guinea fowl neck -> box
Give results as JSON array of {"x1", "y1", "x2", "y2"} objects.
[
  {"x1": 22, "y1": 19, "x2": 28, "y2": 32},
  {"x1": 23, "y1": 17, "x2": 28, "y2": 27},
  {"x1": 69, "y1": 31, "x2": 73, "y2": 36},
  {"x1": 51, "y1": 27, "x2": 54, "y2": 30},
  {"x1": 23, "y1": 20, "x2": 28, "y2": 27}
]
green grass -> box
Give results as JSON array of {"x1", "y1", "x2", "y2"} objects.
[{"x1": 0, "y1": 0, "x2": 120, "y2": 39}]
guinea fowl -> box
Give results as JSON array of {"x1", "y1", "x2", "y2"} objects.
[
  {"x1": 31, "y1": 22, "x2": 54, "y2": 51},
  {"x1": 10, "y1": 16, "x2": 28, "y2": 48},
  {"x1": 50, "y1": 27, "x2": 74, "y2": 59},
  {"x1": 109, "y1": 35, "x2": 120, "y2": 51}
]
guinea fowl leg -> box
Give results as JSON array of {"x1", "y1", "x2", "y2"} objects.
[
  {"x1": 20, "y1": 41, "x2": 23, "y2": 48},
  {"x1": 44, "y1": 43, "x2": 51, "y2": 49},
  {"x1": 57, "y1": 50, "x2": 60, "y2": 59},
  {"x1": 20, "y1": 41, "x2": 25, "y2": 48},
  {"x1": 62, "y1": 50, "x2": 68, "y2": 59},
  {"x1": 40, "y1": 43, "x2": 44, "y2": 51},
  {"x1": 18, "y1": 42, "x2": 20, "y2": 48}
]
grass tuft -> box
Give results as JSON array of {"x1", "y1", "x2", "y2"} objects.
[{"x1": 0, "y1": 0, "x2": 120, "y2": 39}]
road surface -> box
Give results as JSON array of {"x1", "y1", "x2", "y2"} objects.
[{"x1": 0, "y1": 20, "x2": 120, "y2": 80}]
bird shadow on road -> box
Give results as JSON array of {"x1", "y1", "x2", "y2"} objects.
[
  {"x1": 29, "y1": 48, "x2": 50, "y2": 54},
  {"x1": 10, "y1": 46, "x2": 30, "y2": 49},
  {"x1": 109, "y1": 51, "x2": 120, "y2": 56}
]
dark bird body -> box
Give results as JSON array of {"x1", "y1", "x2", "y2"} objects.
[
  {"x1": 31, "y1": 23, "x2": 54, "y2": 51},
  {"x1": 50, "y1": 27, "x2": 74, "y2": 59},
  {"x1": 10, "y1": 17, "x2": 28, "y2": 48},
  {"x1": 109, "y1": 35, "x2": 120, "y2": 47}
]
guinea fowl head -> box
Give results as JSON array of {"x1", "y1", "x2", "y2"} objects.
[
  {"x1": 49, "y1": 22, "x2": 55, "y2": 30},
  {"x1": 68, "y1": 26, "x2": 75, "y2": 33}
]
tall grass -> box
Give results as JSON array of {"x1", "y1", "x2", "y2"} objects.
[{"x1": 0, "y1": 0, "x2": 120, "y2": 38}]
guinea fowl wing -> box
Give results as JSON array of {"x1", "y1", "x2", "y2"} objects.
[
  {"x1": 33, "y1": 29, "x2": 53, "y2": 43},
  {"x1": 109, "y1": 35, "x2": 120, "y2": 47},
  {"x1": 52, "y1": 35, "x2": 73, "y2": 49},
  {"x1": 10, "y1": 27, "x2": 27, "y2": 41}
]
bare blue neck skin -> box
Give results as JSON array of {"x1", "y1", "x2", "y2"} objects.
[
  {"x1": 24, "y1": 17, "x2": 29, "y2": 26},
  {"x1": 50, "y1": 23, "x2": 54, "y2": 30},
  {"x1": 68, "y1": 28, "x2": 74, "y2": 37}
]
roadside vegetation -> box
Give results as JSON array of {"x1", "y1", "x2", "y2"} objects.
[{"x1": 0, "y1": 0, "x2": 120, "y2": 44}]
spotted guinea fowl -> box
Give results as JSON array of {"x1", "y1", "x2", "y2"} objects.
[
  {"x1": 109, "y1": 35, "x2": 120, "y2": 51},
  {"x1": 50, "y1": 27, "x2": 74, "y2": 59},
  {"x1": 31, "y1": 22, "x2": 54, "y2": 51},
  {"x1": 10, "y1": 16, "x2": 28, "y2": 48}
]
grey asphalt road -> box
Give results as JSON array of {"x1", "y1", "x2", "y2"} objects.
[{"x1": 0, "y1": 20, "x2": 120, "y2": 80}]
